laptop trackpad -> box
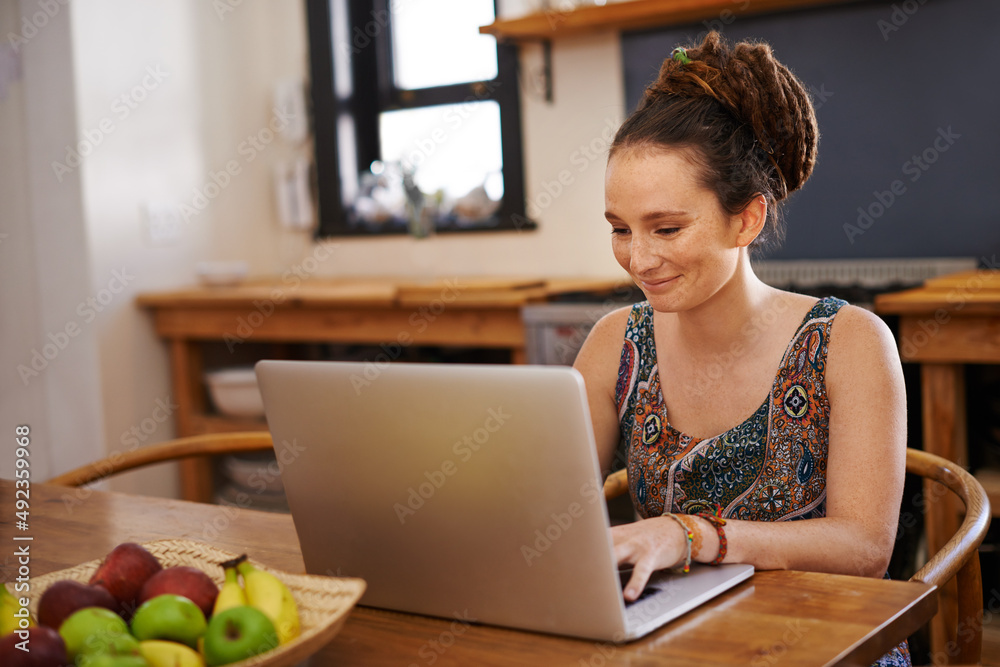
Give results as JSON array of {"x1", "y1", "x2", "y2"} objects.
[{"x1": 618, "y1": 564, "x2": 754, "y2": 637}]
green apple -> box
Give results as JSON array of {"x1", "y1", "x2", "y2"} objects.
[
  {"x1": 58, "y1": 606, "x2": 134, "y2": 660},
  {"x1": 130, "y1": 595, "x2": 206, "y2": 649},
  {"x1": 202, "y1": 606, "x2": 278, "y2": 666},
  {"x1": 75, "y1": 634, "x2": 143, "y2": 666}
]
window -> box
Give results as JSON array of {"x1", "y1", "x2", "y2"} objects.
[{"x1": 306, "y1": 0, "x2": 534, "y2": 236}]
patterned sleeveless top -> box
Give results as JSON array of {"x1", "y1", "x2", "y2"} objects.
[{"x1": 614, "y1": 297, "x2": 911, "y2": 667}]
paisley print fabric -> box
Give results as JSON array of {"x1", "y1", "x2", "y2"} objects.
[{"x1": 615, "y1": 297, "x2": 911, "y2": 667}]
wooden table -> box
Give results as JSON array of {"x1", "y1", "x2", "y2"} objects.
[
  {"x1": 875, "y1": 268, "x2": 1000, "y2": 657},
  {"x1": 1, "y1": 479, "x2": 937, "y2": 666},
  {"x1": 136, "y1": 276, "x2": 627, "y2": 502}
]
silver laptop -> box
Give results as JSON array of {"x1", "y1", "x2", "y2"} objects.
[{"x1": 255, "y1": 360, "x2": 753, "y2": 642}]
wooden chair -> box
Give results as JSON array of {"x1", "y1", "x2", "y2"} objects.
[
  {"x1": 47, "y1": 432, "x2": 274, "y2": 488},
  {"x1": 602, "y1": 448, "x2": 992, "y2": 665}
]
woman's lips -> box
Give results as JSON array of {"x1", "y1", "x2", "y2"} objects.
[{"x1": 638, "y1": 276, "x2": 678, "y2": 291}]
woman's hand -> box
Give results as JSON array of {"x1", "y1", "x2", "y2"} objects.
[{"x1": 612, "y1": 517, "x2": 688, "y2": 601}]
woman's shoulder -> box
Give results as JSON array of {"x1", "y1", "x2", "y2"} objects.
[
  {"x1": 581, "y1": 304, "x2": 636, "y2": 355},
  {"x1": 779, "y1": 291, "x2": 894, "y2": 358},
  {"x1": 572, "y1": 304, "x2": 636, "y2": 382},
  {"x1": 828, "y1": 302, "x2": 895, "y2": 344},
  {"x1": 825, "y1": 302, "x2": 901, "y2": 382}
]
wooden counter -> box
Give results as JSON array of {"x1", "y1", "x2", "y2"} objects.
[
  {"x1": 874, "y1": 268, "x2": 1000, "y2": 658},
  {"x1": 137, "y1": 276, "x2": 631, "y2": 502}
]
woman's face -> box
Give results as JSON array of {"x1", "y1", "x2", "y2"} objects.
[{"x1": 604, "y1": 146, "x2": 744, "y2": 313}]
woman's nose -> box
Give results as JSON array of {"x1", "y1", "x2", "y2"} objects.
[{"x1": 629, "y1": 236, "x2": 661, "y2": 275}]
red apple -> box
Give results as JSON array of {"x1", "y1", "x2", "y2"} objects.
[
  {"x1": 137, "y1": 566, "x2": 219, "y2": 620},
  {"x1": 37, "y1": 579, "x2": 118, "y2": 629},
  {"x1": 88, "y1": 542, "x2": 162, "y2": 619},
  {"x1": 0, "y1": 625, "x2": 68, "y2": 667}
]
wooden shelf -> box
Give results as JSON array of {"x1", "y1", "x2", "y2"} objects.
[{"x1": 481, "y1": 0, "x2": 865, "y2": 42}]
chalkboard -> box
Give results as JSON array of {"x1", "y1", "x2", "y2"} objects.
[{"x1": 621, "y1": 0, "x2": 1000, "y2": 262}]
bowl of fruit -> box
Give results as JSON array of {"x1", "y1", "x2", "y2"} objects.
[{"x1": 1, "y1": 539, "x2": 365, "y2": 667}]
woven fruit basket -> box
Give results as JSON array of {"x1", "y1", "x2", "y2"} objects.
[{"x1": 18, "y1": 539, "x2": 366, "y2": 667}]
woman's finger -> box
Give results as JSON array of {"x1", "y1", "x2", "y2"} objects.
[
  {"x1": 611, "y1": 524, "x2": 639, "y2": 564},
  {"x1": 623, "y1": 559, "x2": 655, "y2": 602}
]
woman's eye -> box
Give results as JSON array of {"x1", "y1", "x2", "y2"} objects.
[
  {"x1": 610, "y1": 228, "x2": 630, "y2": 236},
  {"x1": 657, "y1": 228, "x2": 679, "y2": 235}
]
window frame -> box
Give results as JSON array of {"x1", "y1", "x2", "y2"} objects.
[{"x1": 305, "y1": 0, "x2": 535, "y2": 237}]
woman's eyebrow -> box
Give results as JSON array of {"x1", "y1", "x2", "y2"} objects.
[{"x1": 605, "y1": 209, "x2": 690, "y2": 222}]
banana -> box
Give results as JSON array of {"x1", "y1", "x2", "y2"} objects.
[
  {"x1": 140, "y1": 639, "x2": 205, "y2": 667},
  {"x1": 214, "y1": 556, "x2": 248, "y2": 616},
  {"x1": 236, "y1": 560, "x2": 300, "y2": 644},
  {"x1": 0, "y1": 584, "x2": 33, "y2": 636}
]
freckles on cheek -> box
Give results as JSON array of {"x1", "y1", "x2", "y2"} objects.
[{"x1": 611, "y1": 244, "x2": 630, "y2": 270}]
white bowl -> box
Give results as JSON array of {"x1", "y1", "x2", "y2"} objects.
[
  {"x1": 204, "y1": 367, "x2": 265, "y2": 418},
  {"x1": 222, "y1": 451, "x2": 285, "y2": 493},
  {"x1": 196, "y1": 260, "x2": 249, "y2": 287}
]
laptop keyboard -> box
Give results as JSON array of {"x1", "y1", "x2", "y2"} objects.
[{"x1": 619, "y1": 568, "x2": 660, "y2": 607}]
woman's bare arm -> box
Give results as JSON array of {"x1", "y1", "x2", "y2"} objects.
[
  {"x1": 573, "y1": 307, "x2": 633, "y2": 475},
  {"x1": 723, "y1": 305, "x2": 907, "y2": 576}
]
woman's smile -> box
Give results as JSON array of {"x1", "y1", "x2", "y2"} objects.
[{"x1": 637, "y1": 275, "x2": 679, "y2": 292}]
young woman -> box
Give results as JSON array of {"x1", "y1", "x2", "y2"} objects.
[{"x1": 572, "y1": 32, "x2": 910, "y2": 665}]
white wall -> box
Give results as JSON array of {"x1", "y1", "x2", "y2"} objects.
[
  {"x1": 67, "y1": 0, "x2": 318, "y2": 498},
  {"x1": 0, "y1": 0, "x2": 105, "y2": 483},
  {"x1": 1, "y1": 0, "x2": 629, "y2": 498}
]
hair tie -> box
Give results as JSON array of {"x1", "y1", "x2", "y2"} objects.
[{"x1": 671, "y1": 47, "x2": 691, "y2": 65}]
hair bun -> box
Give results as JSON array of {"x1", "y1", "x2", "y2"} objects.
[{"x1": 644, "y1": 31, "x2": 818, "y2": 197}]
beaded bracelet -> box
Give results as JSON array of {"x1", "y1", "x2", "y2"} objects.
[
  {"x1": 662, "y1": 512, "x2": 693, "y2": 573},
  {"x1": 696, "y1": 511, "x2": 728, "y2": 565}
]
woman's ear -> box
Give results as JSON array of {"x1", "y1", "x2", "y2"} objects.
[{"x1": 734, "y1": 194, "x2": 767, "y2": 247}]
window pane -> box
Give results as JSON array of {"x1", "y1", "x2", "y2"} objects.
[
  {"x1": 390, "y1": 0, "x2": 497, "y2": 90},
  {"x1": 379, "y1": 100, "x2": 502, "y2": 200}
]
